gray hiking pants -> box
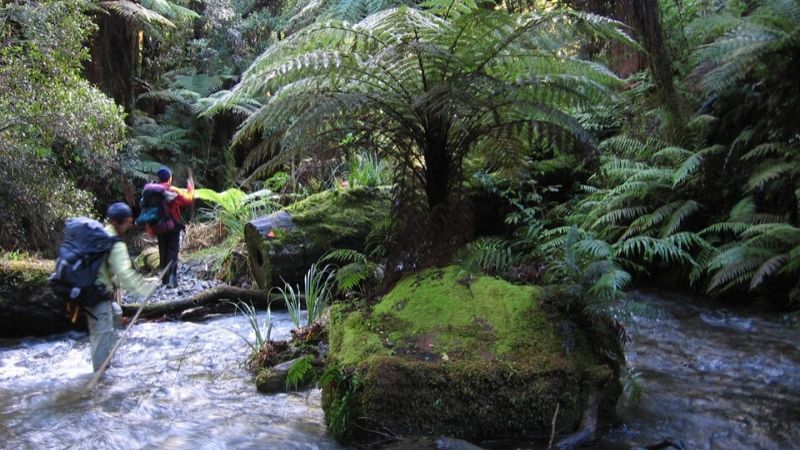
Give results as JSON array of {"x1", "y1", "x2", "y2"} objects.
[{"x1": 87, "y1": 301, "x2": 123, "y2": 372}]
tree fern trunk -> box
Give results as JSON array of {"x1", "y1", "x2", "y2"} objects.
[
  {"x1": 87, "y1": 12, "x2": 139, "y2": 113},
  {"x1": 423, "y1": 116, "x2": 452, "y2": 211}
]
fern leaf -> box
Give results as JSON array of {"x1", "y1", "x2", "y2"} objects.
[
  {"x1": 320, "y1": 249, "x2": 369, "y2": 265},
  {"x1": 745, "y1": 162, "x2": 797, "y2": 192},
  {"x1": 99, "y1": 1, "x2": 175, "y2": 27},
  {"x1": 661, "y1": 200, "x2": 702, "y2": 237},
  {"x1": 672, "y1": 152, "x2": 704, "y2": 187},
  {"x1": 741, "y1": 142, "x2": 789, "y2": 161},
  {"x1": 749, "y1": 254, "x2": 788, "y2": 290}
]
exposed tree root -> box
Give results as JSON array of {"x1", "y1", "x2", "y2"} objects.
[{"x1": 555, "y1": 389, "x2": 599, "y2": 450}]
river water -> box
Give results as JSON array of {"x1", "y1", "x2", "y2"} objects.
[
  {"x1": 0, "y1": 310, "x2": 343, "y2": 449},
  {"x1": 1, "y1": 292, "x2": 798, "y2": 450},
  {"x1": 599, "y1": 290, "x2": 800, "y2": 450}
]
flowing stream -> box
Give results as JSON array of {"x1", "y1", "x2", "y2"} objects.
[
  {"x1": 0, "y1": 311, "x2": 344, "y2": 449},
  {"x1": 598, "y1": 290, "x2": 800, "y2": 450},
  {"x1": 1, "y1": 291, "x2": 798, "y2": 450}
]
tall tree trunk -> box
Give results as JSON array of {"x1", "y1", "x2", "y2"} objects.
[
  {"x1": 567, "y1": 0, "x2": 681, "y2": 122},
  {"x1": 627, "y1": 0, "x2": 683, "y2": 122},
  {"x1": 87, "y1": 13, "x2": 139, "y2": 113}
]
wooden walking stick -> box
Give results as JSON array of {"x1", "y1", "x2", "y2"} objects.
[{"x1": 86, "y1": 262, "x2": 172, "y2": 390}]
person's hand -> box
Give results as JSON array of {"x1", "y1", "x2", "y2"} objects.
[{"x1": 187, "y1": 169, "x2": 195, "y2": 191}]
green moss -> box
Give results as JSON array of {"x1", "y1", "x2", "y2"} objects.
[
  {"x1": 0, "y1": 257, "x2": 54, "y2": 307},
  {"x1": 322, "y1": 266, "x2": 618, "y2": 445},
  {"x1": 134, "y1": 246, "x2": 160, "y2": 272},
  {"x1": 280, "y1": 186, "x2": 390, "y2": 249},
  {"x1": 328, "y1": 306, "x2": 390, "y2": 367},
  {"x1": 370, "y1": 266, "x2": 564, "y2": 368},
  {"x1": 0, "y1": 258, "x2": 54, "y2": 289}
]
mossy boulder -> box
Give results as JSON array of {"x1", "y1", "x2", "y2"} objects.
[
  {"x1": 0, "y1": 257, "x2": 82, "y2": 337},
  {"x1": 322, "y1": 266, "x2": 620, "y2": 445},
  {"x1": 244, "y1": 186, "x2": 390, "y2": 289}
]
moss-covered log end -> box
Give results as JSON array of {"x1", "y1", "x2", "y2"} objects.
[
  {"x1": 0, "y1": 256, "x2": 79, "y2": 337},
  {"x1": 134, "y1": 246, "x2": 160, "y2": 273},
  {"x1": 322, "y1": 266, "x2": 620, "y2": 445},
  {"x1": 245, "y1": 186, "x2": 390, "y2": 289}
]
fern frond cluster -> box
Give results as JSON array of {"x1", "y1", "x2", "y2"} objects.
[{"x1": 566, "y1": 124, "x2": 799, "y2": 299}]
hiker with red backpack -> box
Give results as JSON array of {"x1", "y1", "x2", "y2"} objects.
[
  {"x1": 137, "y1": 166, "x2": 194, "y2": 289},
  {"x1": 50, "y1": 203, "x2": 157, "y2": 372}
]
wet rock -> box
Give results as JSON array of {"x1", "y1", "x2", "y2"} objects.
[{"x1": 255, "y1": 357, "x2": 316, "y2": 394}]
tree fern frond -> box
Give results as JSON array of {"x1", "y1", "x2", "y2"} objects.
[
  {"x1": 599, "y1": 135, "x2": 645, "y2": 158},
  {"x1": 320, "y1": 248, "x2": 369, "y2": 265},
  {"x1": 333, "y1": 262, "x2": 372, "y2": 291},
  {"x1": 588, "y1": 266, "x2": 632, "y2": 297},
  {"x1": 616, "y1": 236, "x2": 693, "y2": 265},
  {"x1": 672, "y1": 152, "x2": 704, "y2": 187},
  {"x1": 592, "y1": 206, "x2": 649, "y2": 228},
  {"x1": 623, "y1": 201, "x2": 681, "y2": 238},
  {"x1": 707, "y1": 257, "x2": 765, "y2": 292},
  {"x1": 741, "y1": 142, "x2": 789, "y2": 161},
  {"x1": 730, "y1": 196, "x2": 757, "y2": 221},
  {"x1": 99, "y1": 1, "x2": 175, "y2": 27},
  {"x1": 661, "y1": 200, "x2": 702, "y2": 237},
  {"x1": 701, "y1": 221, "x2": 750, "y2": 235},
  {"x1": 573, "y1": 238, "x2": 613, "y2": 259},
  {"x1": 652, "y1": 146, "x2": 693, "y2": 165},
  {"x1": 667, "y1": 231, "x2": 712, "y2": 254}
]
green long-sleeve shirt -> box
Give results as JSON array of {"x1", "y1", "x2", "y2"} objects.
[{"x1": 95, "y1": 225, "x2": 155, "y2": 299}]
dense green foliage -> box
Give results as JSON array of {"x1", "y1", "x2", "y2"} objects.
[
  {"x1": 2, "y1": 0, "x2": 798, "y2": 306},
  {"x1": 0, "y1": 0, "x2": 125, "y2": 251},
  {"x1": 561, "y1": 0, "x2": 800, "y2": 304}
]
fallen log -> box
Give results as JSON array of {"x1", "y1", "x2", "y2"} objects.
[
  {"x1": 122, "y1": 285, "x2": 290, "y2": 320},
  {"x1": 244, "y1": 186, "x2": 390, "y2": 289},
  {"x1": 0, "y1": 258, "x2": 81, "y2": 337}
]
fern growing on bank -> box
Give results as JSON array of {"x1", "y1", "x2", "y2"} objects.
[{"x1": 320, "y1": 249, "x2": 377, "y2": 294}]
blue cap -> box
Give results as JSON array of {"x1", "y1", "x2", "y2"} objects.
[
  {"x1": 156, "y1": 166, "x2": 172, "y2": 182},
  {"x1": 106, "y1": 202, "x2": 133, "y2": 220}
]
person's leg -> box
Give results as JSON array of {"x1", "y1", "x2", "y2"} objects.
[
  {"x1": 86, "y1": 301, "x2": 117, "y2": 372},
  {"x1": 158, "y1": 234, "x2": 169, "y2": 285},
  {"x1": 166, "y1": 230, "x2": 180, "y2": 287}
]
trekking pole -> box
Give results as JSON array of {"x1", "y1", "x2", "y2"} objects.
[{"x1": 86, "y1": 262, "x2": 172, "y2": 390}]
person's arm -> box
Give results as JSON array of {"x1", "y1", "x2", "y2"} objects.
[
  {"x1": 107, "y1": 241, "x2": 156, "y2": 298},
  {"x1": 171, "y1": 186, "x2": 194, "y2": 207}
]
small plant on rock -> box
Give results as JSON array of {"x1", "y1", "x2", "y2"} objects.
[{"x1": 229, "y1": 300, "x2": 273, "y2": 354}]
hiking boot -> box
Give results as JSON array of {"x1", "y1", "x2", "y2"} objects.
[{"x1": 167, "y1": 274, "x2": 178, "y2": 289}]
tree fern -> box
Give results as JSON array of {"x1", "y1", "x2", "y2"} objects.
[{"x1": 208, "y1": 2, "x2": 636, "y2": 218}]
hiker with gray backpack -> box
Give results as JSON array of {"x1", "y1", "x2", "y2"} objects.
[{"x1": 50, "y1": 203, "x2": 157, "y2": 372}]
